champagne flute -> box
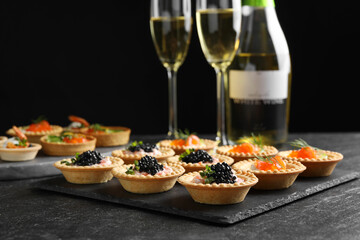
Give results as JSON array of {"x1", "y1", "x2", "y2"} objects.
[
  {"x1": 150, "y1": 0, "x2": 193, "y2": 138},
  {"x1": 196, "y1": 0, "x2": 241, "y2": 145}
]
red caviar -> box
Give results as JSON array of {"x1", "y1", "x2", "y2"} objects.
[
  {"x1": 62, "y1": 136, "x2": 88, "y2": 144},
  {"x1": 170, "y1": 134, "x2": 201, "y2": 147},
  {"x1": 288, "y1": 146, "x2": 317, "y2": 159},
  {"x1": 228, "y1": 142, "x2": 258, "y2": 154},
  {"x1": 27, "y1": 120, "x2": 52, "y2": 132},
  {"x1": 255, "y1": 155, "x2": 286, "y2": 171}
]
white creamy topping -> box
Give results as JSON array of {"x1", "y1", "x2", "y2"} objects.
[
  {"x1": 135, "y1": 165, "x2": 172, "y2": 176},
  {"x1": 99, "y1": 157, "x2": 112, "y2": 166},
  {"x1": 3, "y1": 137, "x2": 19, "y2": 148},
  {"x1": 124, "y1": 148, "x2": 162, "y2": 156}
]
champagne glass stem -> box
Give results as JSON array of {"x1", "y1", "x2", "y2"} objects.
[
  {"x1": 167, "y1": 69, "x2": 178, "y2": 138},
  {"x1": 215, "y1": 68, "x2": 228, "y2": 146}
]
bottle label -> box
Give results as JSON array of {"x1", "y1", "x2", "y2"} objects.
[{"x1": 229, "y1": 70, "x2": 288, "y2": 102}]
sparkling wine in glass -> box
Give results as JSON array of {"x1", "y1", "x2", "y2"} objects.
[
  {"x1": 196, "y1": 0, "x2": 241, "y2": 145},
  {"x1": 150, "y1": 0, "x2": 193, "y2": 138}
]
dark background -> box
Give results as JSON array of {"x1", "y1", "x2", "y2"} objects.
[{"x1": 0, "y1": 0, "x2": 358, "y2": 136}]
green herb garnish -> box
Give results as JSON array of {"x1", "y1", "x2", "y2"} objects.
[
  {"x1": 179, "y1": 148, "x2": 195, "y2": 161},
  {"x1": 199, "y1": 165, "x2": 215, "y2": 184},
  {"x1": 90, "y1": 124, "x2": 123, "y2": 133},
  {"x1": 288, "y1": 138, "x2": 319, "y2": 150},
  {"x1": 125, "y1": 160, "x2": 140, "y2": 175},
  {"x1": 60, "y1": 160, "x2": 72, "y2": 166},
  {"x1": 255, "y1": 155, "x2": 274, "y2": 164},
  {"x1": 175, "y1": 129, "x2": 197, "y2": 140},
  {"x1": 47, "y1": 132, "x2": 75, "y2": 143},
  {"x1": 32, "y1": 115, "x2": 47, "y2": 123},
  {"x1": 15, "y1": 137, "x2": 29, "y2": 147}
]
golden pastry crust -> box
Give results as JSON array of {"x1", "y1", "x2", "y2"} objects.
[
  {"x1": 53, "y1": 156, "x2": 124, "y2": 184},
  {"x1": 232, "y1": 159, "x2": 306, "y2": 190},
  {"x1": 112, "y1": 163, "x2": 185, "y2": 194},
  {"x1": 111, "y1": 148, "x2": 175, "y2": 164},
  {"x1": 167, "y1": 154, "x2": 234, "y2": 172},
  {"x1": 177, "y1": 170, "x2": 258, "y2": 205},
  {"x1": 81, "y1": 126, "x2": 131, "y2": 147},
  {"x1": 40, "y1": 135, "x2": 96, "y2": 156},
  {"x1": 158, "y1": 139, "x2": 218, "y2": 155},
  {"x1": 6, "y1": 125, "x2": 63, "y2": 144},
  {"x1": 0, "y1": 143, "x2": 42, "y2": 161},
  {"x1": 278, "y1": 150, "x2": 343, "y2": 177},
  {"x1": 216, "y1": 145, "x2": 278, "y2": 162}
]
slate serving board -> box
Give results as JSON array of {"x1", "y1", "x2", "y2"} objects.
[{"x1": 35, "y1": 168, "x2": 359, "y2": 225}]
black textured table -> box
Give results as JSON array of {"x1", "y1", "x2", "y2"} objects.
[{"x1": 1, "y1": 133, "x2": 360, "y2": 239}]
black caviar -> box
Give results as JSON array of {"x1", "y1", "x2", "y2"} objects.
[
  {"x1": 128, "y1": 141, "x2": 158, "y2": 153},
  {"x1": 201, "y1": 162, "x2": 236, "y2": 184},
  {"x1": 138, "y1": 155, "x2": 164, "y2": 175},
  {"x1": 181, "y1": 149, "x2": 213, "y2": 164},
  {"x1": 72, "y1": 150, "x2": 104, "y2": 166}
]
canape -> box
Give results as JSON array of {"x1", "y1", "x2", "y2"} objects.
[
  {"x1": 53, "y1": 150, "x2": 124, "y2": 184},
  {"x1": 40, "y1": 132, "x2": 96, "y2": 156},
  {"x1": 112, "y1": 141, "x2": 175, "y2": 164},
  {"x1": 112, "y1": 155, "x2": 185, "y2": 194},
  {"x1": 278, "y1": 138, "x2": 343, "y2": 177},
  {"x1": 216, "y1": 142, "x2": 278, "y2": 162},
  {"x1": 178, "y1": 162, "x2": 258, "y2": 205},
  {"x1": 232, "y1": 155, "x2": 306, "y2": 190},
  {"x1": 0, "y1": 126, "x2": 41, "y2": 161},
  {"x1": 6, "y1": 117, "x2": 62, "y2": 144},
  {"x1": 167, "y1": 149, "x2": 234, "y2": 172},
  {"x1": 81, "y1": 123, "x2": 131, "y2": 147},
  {"x1": 158, "y1": 131, "x2": 218, "y2": 155}
]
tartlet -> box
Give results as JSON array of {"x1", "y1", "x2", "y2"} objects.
[
  {"x1": 81, "y1": 124, "x2": 131, "y2": 147},
  {"x1": 0, "y1": 143, "x2": 42, "y2": 161},
  {"x1": 0, "y1": 126, "x2": 41, "y2": 161},
  {"x1": 6, "y1": 119, "x2": 62, "y2": 144},
  {"x1": 178, "y1": 165, "x2": 258, "y2": 205},
  {"x1": 112, "y1": 156, "x2": 185, "y2": 194},
  {"x1": 278, "y1": 138, "x2": 344, "y2": 177},
  {"x1": 54, "y1": 151, "x2": 124, "y2": 184},
  {"x1": 112, "y1": 141, "x2": 175, "y2": 164},
  {"x1": 216, "y1": 143, "x2": 278, "y2": 162},
  {"x1": 158, "y1": 134, "x2": 218, "y2": 155},
  {"x1": 40, "y1": 132, "x2": 96, "y2": 156},
  {"x1": 232, "y1": 157, "x2": 306, "y2": 190},
  {"x1": 167, "y1": 149, "x2": 234, "y2": 172}
]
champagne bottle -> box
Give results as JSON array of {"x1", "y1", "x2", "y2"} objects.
[{"x1": 226, "y1": 0, "x2": 291, "y2": 146}]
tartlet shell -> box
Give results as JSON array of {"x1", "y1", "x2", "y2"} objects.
[
  {"x1": 167, "y1": 154, "x2": 234, "y2": 173},
  {"x1": 158, "y1": 139, "x2": 218, "y2": 155},
  {"x1": 278, "y1": 150, "x2": 343, "y2": 177},
  {"x1": 216, "y1": 145, "x2": 278, "y2": 162},
  {"x1": 53, "y1": 156, "x2": 124, "y2": 184},
  {"x1": 40, "y1": 135, "x2": 96, "y2": 156},
  {"x1": 232, "y1": 159, "x2": 306, "y2": 190},
  {"x1": 177, "y1": 170, "x2": 258, "y2": 205},
  {"x1": 6, "y1": 125, "x2": 63, "y2": 144},
  {"x1": 0, "y1": 143, "x2": 42, "y2": 161},
  {"x1": 112, "y1": 148, "x2": 175, "y2": 164},
  {"x1": 112, "y1": 163, "x2": 185, "y2": 194},
  {"x1": 81, "y1": 126, "x2": 131, "y2": 147}
]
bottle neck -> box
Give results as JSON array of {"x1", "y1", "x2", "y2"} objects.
[
  {"x1": 242, "y1": 0, "x2": 275, "y2": 7},
  {"x1": 239, "y1": 3, "x2": 288, "y2": 55}
]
